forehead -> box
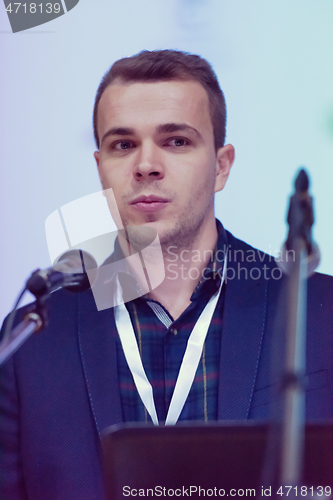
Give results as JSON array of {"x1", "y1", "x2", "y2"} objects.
[{"x1": 96, "y1": 80, "x2": 213, "y2": 140}]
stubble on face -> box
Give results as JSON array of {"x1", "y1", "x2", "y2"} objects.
[{"x1": 119, "y1": 177, "x2": 215, "y2": 258}]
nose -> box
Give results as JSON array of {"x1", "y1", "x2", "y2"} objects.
[{"x1": 133, "y1": 142, "x2": 164, "y2": 181}]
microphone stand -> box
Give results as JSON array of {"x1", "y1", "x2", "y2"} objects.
[
  {"x1": 0, "y1": 248, "x2": 97, "y2": 367},
  {"x1": 0, "y1": 299, "x2": 47, "y2": 367},
  {"x1": 278, "y1": 169, "x2": 314, "y2": 497}
]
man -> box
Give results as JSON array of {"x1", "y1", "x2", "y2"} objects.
[{"x1": 0, "y1": 50, "x2": 332, "y2": 499}]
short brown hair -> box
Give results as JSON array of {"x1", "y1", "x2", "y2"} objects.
[{"x1": 93, "y1": 50, "x2": 227, "y2": 150}]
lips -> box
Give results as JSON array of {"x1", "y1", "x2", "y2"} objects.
[{"x1": 130, "y1": 195, "x2": 170, "y2": 213}]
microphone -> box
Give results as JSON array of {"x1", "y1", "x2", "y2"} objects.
[{"x1": 26, "y1": 249, "x2": 98, "y2": 298}]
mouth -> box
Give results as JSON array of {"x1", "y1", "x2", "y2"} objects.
[{"x1": 130, "y1": 195, "x2": 170, "y2": 213}]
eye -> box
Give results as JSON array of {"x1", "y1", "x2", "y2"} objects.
[
  {"x1": 166, "y1": 137, "x2": 191, "y2": 147},
  {"x1": 112, "y1": 140, "x2": 136, "y2": 151}
]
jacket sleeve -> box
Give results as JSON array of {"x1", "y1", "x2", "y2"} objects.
[{"x1": 0, "y1": 318, "x2": 28, "y2": 500}]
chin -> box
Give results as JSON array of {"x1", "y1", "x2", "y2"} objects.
[{"x1": 128, "y1": 220, "x2": 171, "y2": 245}]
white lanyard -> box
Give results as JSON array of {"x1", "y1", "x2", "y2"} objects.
[{"x1": 114, "y1": 257, "x2": 226, "y2": 426}]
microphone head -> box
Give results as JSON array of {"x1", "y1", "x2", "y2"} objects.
[
  {"x1": 26, "y1": 250, "x2": 99, "y2": 298},
  {"x1": 54, "y1": 249, "x2": 98, "y2": 293},
  {"x1": 295, "y1": 168, "x2": 309, "y2": 194}
]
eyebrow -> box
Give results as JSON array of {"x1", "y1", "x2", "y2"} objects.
[
  {"x1": 100, "y1": 122, "x2": 203, "y2": 147},
  {"x1": 156, "y1": 123, "x2": 203, "y2": 140},
  {"x1": 100, "y1": 127, "x2": 135, "y2": 146}
]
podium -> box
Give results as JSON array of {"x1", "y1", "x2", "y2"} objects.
[{"x1": 102, "y1": 422, "x2": 333, "y2": 499}]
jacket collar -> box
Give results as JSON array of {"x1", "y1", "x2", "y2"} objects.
[
  {"x1": 77, "y1": 290, "x2": 123, "y2": 436},
  {"x1": 217, "y1": 230, "x2": 269, "y2": 419}
]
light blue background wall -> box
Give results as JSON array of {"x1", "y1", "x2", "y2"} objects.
[{"x1": 1, "y1": 0, "x2": 333, "y2": 324}]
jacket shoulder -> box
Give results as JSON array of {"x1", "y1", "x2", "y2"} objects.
[{"x1": 225, "y1": 230, "x2": 278, "y2": 268}]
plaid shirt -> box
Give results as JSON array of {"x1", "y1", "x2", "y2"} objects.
[{"x1": 115, "y1": 221, "x2": 227, "y2": 424}]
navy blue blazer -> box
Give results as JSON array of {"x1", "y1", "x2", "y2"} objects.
[{"x1": 0, "y1": 231, "x2": 332, "y2": 500}]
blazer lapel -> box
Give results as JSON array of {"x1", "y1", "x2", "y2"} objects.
[
  {"x1": 77, "y1": 290, "x2": 123, "y2": 436},
  {"x1": 218, "y1": 234, "x2": 269, "y2": 419}
]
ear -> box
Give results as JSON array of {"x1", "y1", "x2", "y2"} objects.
[
  {"x1": 94, "y1": 150, "x2": 100, "y2": 169},
  {"x1": 94, "y1": 150, "x2": 105, "y2": 190},
  {"x1": 214, "y1": 144, "x2": 235, "y2": 193}
]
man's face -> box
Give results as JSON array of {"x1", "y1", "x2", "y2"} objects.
[{"x1": 94, "y1": 79, "x2": 234, "y2": 249}]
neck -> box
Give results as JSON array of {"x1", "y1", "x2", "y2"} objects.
[
  {"x1": 116, "y1": 218, "x2": 218, "y2": 320},
  {"x1": 148, "y1": 218, "x2": 218, "y2": 319}
]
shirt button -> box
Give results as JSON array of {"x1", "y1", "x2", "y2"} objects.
[{"x1": 169, "y1": 328, "x2": 178, "y2": 336}]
